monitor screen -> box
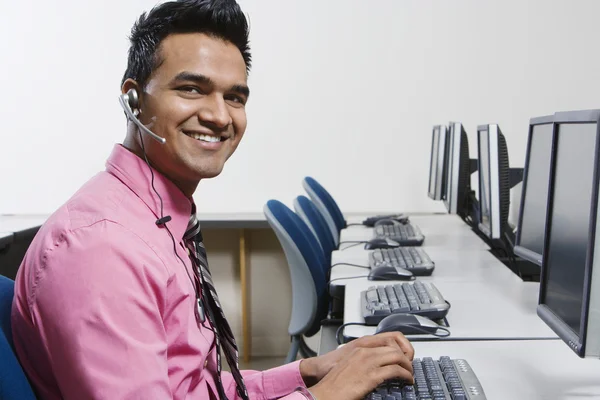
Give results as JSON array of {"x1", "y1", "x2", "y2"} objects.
[
  {"x1": 542, "y1": 122, "x2": 598, "y2": 337},
  {"x1": 518, "y1": 123, "x2": 554, "y2": 259},
  {"x1": 428, "y1": 126, "x2": 441, "y2": 197},
  {"x1": 428, "y1": 126, "x2": 446, "y2": 200},
  {"x1": 444, "y1": 124, "x2": 455, "y2": 207},
  {"x1": 478, "y1": 128, "x2": 492, "y2": 233}
]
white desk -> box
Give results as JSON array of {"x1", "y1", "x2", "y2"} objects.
[
  {"x1": 342, "y1": 279, "x2": 556, "y2": 341},
  {"x1": 0, "y1": 215, "x2": 48, "y2": 235},
  {"x1": 330, "y1": 248, "x2": 522, "y2": 286},
  {"x1": 411, "y1": 340, "x2": 600, "y2": 400},
  {"x1": 339, "y1": 215, "x2": 489, "y2": 251}
]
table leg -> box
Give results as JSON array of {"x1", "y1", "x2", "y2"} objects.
[{"x1": 240, "y1": 228, "x2": 251, "y2": 362}]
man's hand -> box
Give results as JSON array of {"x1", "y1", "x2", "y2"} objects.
[{"x1": 299, "y1": 333, "x2": 415, "y2": 399}]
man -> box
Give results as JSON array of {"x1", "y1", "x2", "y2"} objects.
[{"x1": 11, "y1": 1, "x2": 415, "y2": 399}]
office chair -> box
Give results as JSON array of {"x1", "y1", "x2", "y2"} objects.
[
  {"x1": 302, "y1": 177, "x2": 346, "y2": 244},
  {"x1": 264, "y1": 200, "x2": 329, "y2": 363},
  {"x1": 293, "y1": 195, "x2": 336, "y2": 267},
  {"x1": 0, "y1": 275, "x2": 37, "y2": 399}
]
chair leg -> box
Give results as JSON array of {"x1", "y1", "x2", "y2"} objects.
[
  {"x1": 285, "y1": 335, "x2": 302, "y2": 364},
  {"x1": 299, "y1": 336, "x2": 317, "y2": 358}
]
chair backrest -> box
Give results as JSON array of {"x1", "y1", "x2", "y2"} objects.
[
  {"x1": 264, "y1": 200, "x2": 328, "y2": 337},
  {"x1": 293, "y1": 196, "x2": 336, "y2": 267},
  {"x1": 0, "y1": 275, "x2": 37, "y2": 400},
  {"x1": 302, "y1": 177, "x2": 346, "y2": 244}
]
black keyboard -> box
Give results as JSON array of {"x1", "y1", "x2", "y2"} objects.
[
  {"x1": 370, "y1": 247, "x2": 435, "y2": 276},
  {"x1": 363, "y1": 214, "x2": 410, "y2": 227},
  {"x1": 361, "y1": 282, "x2": 450, "y2": 325},
  {"x1": 374, "y1": 224, "x2": 425, "y2": 246},
  {"x1": 365, "y1": 357, "x2": 487, "y2": 400}
]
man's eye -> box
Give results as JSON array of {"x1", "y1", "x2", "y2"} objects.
[
  {"x1": 178, "y1": 86, "x2": 201, "y2": 94},
  {"x1": 226, "y1": 95, "x2": 245, "y2": 105}
]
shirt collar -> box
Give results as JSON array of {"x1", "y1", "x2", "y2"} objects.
[{"x1": 105, "y1": 144, "x2": 193, "y2": 242}]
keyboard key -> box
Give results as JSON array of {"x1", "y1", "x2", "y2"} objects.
[{"x1": 366, "y1": 289, "x2": 379, "y2": 304}]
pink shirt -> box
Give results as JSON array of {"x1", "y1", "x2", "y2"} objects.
[{"x1": 12, "y1": 144, "x2": 309, "y2": 400}]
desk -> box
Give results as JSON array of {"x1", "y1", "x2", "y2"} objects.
[
  {"x1": 0, "y1": 215, "x2": 48, "y2": 238},
  {"x1": 0, "y1": 213, "x2": 269, "y2": 362},
  {"x1": 342, "y1": 279, "x2": 556, "y2": 341},
  {"x1": 339, "y1": 215, "x2": 489, "y2": 251},
  {"x1": 410, "y1": 340, "x2": 600, "y2": 400},
  {"x1": 316, "y1": 335, "x2": 600, "y2": 399},
  {"x1": 329, "y1": 248, "x2": 522, "y2": 287}
]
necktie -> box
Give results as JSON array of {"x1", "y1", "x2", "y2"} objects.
[{"x1": 183, "y1": 211, "x2": 249, "y2": 400}]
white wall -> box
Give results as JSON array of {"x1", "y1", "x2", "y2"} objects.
[{"x1": 2, "y1": 0, "x2": 600, "y2": 216}]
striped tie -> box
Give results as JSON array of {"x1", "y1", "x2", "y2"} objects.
[{"x1": 183, "y1": 211, "x2": 249, "y2": 400}]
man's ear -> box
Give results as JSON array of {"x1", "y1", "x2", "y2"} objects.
[{"x1": 121, "y1": 79, "x2": 143, "y2": 114}]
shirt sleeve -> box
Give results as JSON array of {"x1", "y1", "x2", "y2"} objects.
[
  {"x1": 219, "y1": 360, "x2": 309, "y2": 400},
  {"x1": 29, "y1": 221, "x2": 173, "y2": 400}
]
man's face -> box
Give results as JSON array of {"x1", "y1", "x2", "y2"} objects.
[{"x1": 126, "y1": 33, "x2": 249, "y2": 195}]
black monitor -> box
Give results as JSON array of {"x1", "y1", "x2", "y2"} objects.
[
  {"x1": 477, "y1": 124, "x2": 512, "y2": 240},
  {"x1": 444, "y1": 122, "x2": 476, "y2": 218},
  {"x1": 428, "y1": 125, "x2": 448, "y2": 201},
  {"x1": 538, "y1": 109, "x2": 600, "y2": 358},
  {"x1": 514, "y1": 115, "x2": 555, "y2": 266}
]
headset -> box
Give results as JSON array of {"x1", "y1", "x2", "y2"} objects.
[
  {"x1": 119, "y1": 88, "x2": 209, "y2": 325},
  {"x1": 119, "y1": 88, "x2": 166, "y2": 144}
]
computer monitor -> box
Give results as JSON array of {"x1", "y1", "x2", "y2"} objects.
[
  {"x1": 427, "y1": 125, "x2": 448, "y2": 201},
  {"x1": 477, "y1": 124, "x2": 511, "y2": 240},
  {"x1": 444, "y1": 122, "x2": 474, "y2": 217},
  {"x1": 514, "y1": 115, "x2": 555, "y2": 266},
  {"x1": 538, "y1": 109, "x2": 600, "y2": 358}
]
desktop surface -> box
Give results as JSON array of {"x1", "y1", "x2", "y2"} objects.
[
  {"x1": 339, "y1": 215, "x2": 489, "y2": 250},
  {"x1": 330, "y1": 247, "x2": 523, "y2": 285},
  {"x1": 0, "y1": 215, "x2": 49, "y2": 235},
  {"x1": 410, "y1": 340, "x2": 600, "y2": 400},
  {"x1": 342, "y1": 279, "x2": 557, "y2": 341}
]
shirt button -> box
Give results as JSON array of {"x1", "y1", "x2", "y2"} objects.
[{"x1": 204, "y1": 360, "x2": 208, "y2": 368}]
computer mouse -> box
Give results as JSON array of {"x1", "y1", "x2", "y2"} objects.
[
  {"x1": 368, "y1": 265, "x2": 414, "y2": 281},
  {"x1": 374, "y1": 219, "x2": 402, "y2": 227},
  {"x1": 375, "y1": 313, "x2": 442, "y2": 335},
  {"x1": 364, "y1": 238, "x2": 401, "y2": 250}
]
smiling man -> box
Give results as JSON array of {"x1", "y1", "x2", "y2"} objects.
[{"x1": 11, "y1": 1, "x2": 414, "y2": 399}]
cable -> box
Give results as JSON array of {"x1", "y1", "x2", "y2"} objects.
[
  {"x1": 330, "y1": 262, "x2": 370, "y2": 269},
  {"x1": 345, "y1": 223, "x2": 365, "y2": 227},
  {"x1": 336, "y1": 323, "x2": 366, "y2": 345},
  {"x1": 327, "y1": 275, "x2": 370, "y2": 286},
  {"x1": 138, "y1": 131, "x2": 216, "y2": 335},
  {"x1": 335, "y1": 322, "x2": 451, "y2": 345},
  {"x1": 340, "y1": 242, "x2": 366, "y2": 251}
]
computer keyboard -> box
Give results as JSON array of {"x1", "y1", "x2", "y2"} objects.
[
  {"x1": 370, "y1": 247, "x2": 435, "y2": 276},
  {"x1": 361, "y1": 282, "x2": 450, "y2": 325},
  {"x1": 364, "y1": 357, "x2": 487, "y2": 400},
  {"x1": 374, "y1": 223, "x2": 425, "y2": 246}
]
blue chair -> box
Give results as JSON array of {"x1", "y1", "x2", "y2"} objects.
[
  {"x1": 293, "y1": 195, "x2": 336, "y2": 268},
  {"x1": 0, "y1": 275, "x2": 37, "y2": 399},
  {"x1": 302, "y1": 177, "x2": 347, "y2": 244},
  {"x1": 264, "y1": 200, "x2": 329, "y2": 363}
]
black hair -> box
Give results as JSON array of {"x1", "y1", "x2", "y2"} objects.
[{"x1": 121, "y1": 0, "x2": 251, "y2": 88}]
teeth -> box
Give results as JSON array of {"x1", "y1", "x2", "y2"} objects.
[{"x1": 189, "y1": 133, "x2": 221, "y2": 143}]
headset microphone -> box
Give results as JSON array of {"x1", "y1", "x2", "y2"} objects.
[
  {"x1": 119, "y1": 88, "x2": 166, "y2": 144},
  {"x1": 156, "y1": 216, "x2": 172, "y2": 225},
  {"x1": 119, "y1": 88, "x2": 171, "y2": 225}
]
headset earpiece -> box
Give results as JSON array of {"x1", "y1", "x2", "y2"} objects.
[
  {"x1": 122, "y1": 88, "x2": 140, "y2": 116},
  {"x1": 118, "y1": 87, "x2": 165, "y2": 144}
]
